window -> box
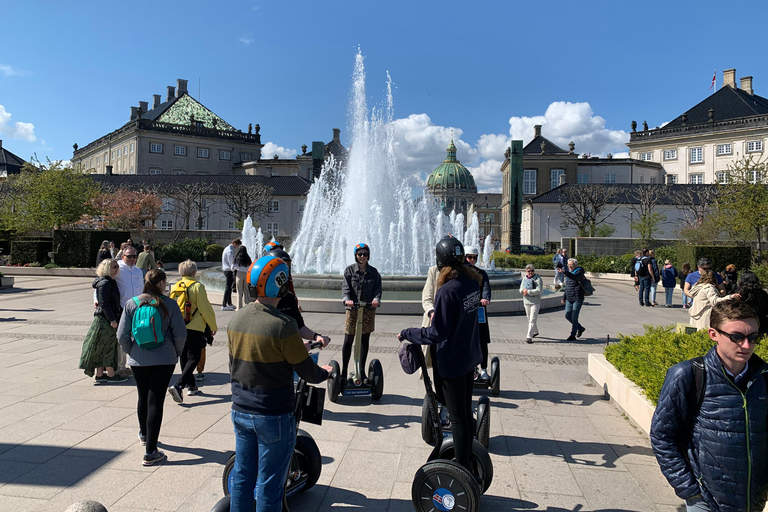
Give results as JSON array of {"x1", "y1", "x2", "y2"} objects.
[
  {"x1": 650, "y1": 177, "x2": 657, "y2": 184},
  {"x1": 639, "y1": 175, "x2": 645, "y2": 183},
  {"x1": 173, "y1": 170, "x2": 186, "y2": 175},
  {"x1": 550, "y1": 169, "x2": 565, "y2": 189},
  {"x1": 130, "y1": 143, "x2": 135, "y2": 153},
  {"x1": 604, "y1": 173, "x2": 616, "y2": 183},
  {"x1": 750, "y1": 170, "x2": 760, "y2": 183},
  {"x1": 298, "y1": 202, "x2": 305, "y2": 213},
  {"x1": 241, "y1": 153, "x2": 252, "y2": 161},
  {"x1": 123, "y1": 145, "x2": 128, "y2": 155},
  {"x1": 219, "y1": 150, "x2": 231, "y2": 160},
  {"x1": 640, "y1": 152, "x2": 652, "y2": 161},
  {"x1": 117, "y1": 149, "x2": 121, "y2": 157},
  {"x1": 194, "y1": 218, "x2": 207, "y2": 229},
  {"x1": 162, "y1": 199, "x2": 173, "y2": 212},
  {"x1": 667, "y1": 174, "x2": 677, "y2": 184},
  {"x1": 663, "y1": 149, "x2": 677, "y2": 160},
  {"x1": 523, "y1": 169, "x2": 537, "y2": 195},
  {"x1": 112, "y1": 150, "x2": 116, "y2": 159},
  {"x1": 716, "y1": 171, "x2": 727, "y2": 184},
  {"x1": 266, "y1": 222, "x2": 279, "y2": 237},
  {"x1": 271, "y1": 173, "x2": 280, "y2": 177},
  {"x1": 269, "y1": 200, "x2": 280, "y2": 213},
  {"x1": 160, "y1": 220, "x2": 174, "y2": 230},
  {"x1": 150, "y1": 143, "x2": 163, "y2": 153},
  {"x1": 689, "y1": 174, "x2": 704, "y2": 184},
  {"x1": 174, "y1": 146, "x2": 187, "y2": 156},
  {"x1": 291, "y1": 172, "x2": 298, "y2": 177},
  {"x1": 717, "y1": 144, "x2": 732, "y2": 155},
  {"x1": 228, "y1": 221, "x2": 236, "y2": 230},
  {"x1": 96, "y1": 157, "x2": 100, "y2": 166},
  {"x1": 690, "y1": 147, "x2": 703, "y2": 163},
  {"x1": 747, "y1": 140, "x2": 763, "y2": 152},
  {"x1": 577, "y1": 173, "x2": 589, "y2": 184},
  {"x1": 104, "y1": 152, "x2": 109, "y2": 163},
  {"x1": 197, "y1": 148, "x2": 209, "y2": 158},
  {"x1": 195, "y1": 121, "x2": 204, "y2": 128},
  {"x1": 129, "y1": 168, "x2": 134, "y2": 174},
  {"x1": 149, "y1": 168, "x2": 162, "y2": 175}
]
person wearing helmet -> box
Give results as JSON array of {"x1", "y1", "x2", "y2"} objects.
[
  {"x1": 341, "y1": 243, "x2": 382, "y2": 386},
  {"x1": 227, "y1": 255, "x2": 332, "y2": 512},
  {"x1": 268, "y1": 249, "x2": 330, "y2": 349},
  {"x1": 263, "y1": 238, "x2": 283, "y2": 254},
  {"x1": 464, "y1": 246, "x2": 492, "y2": 380},
  {"x1": 398, "y1": 236, "x2": 483, "y2": 478}
]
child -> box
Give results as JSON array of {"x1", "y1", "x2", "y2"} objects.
[{"x1": 661, "y1": 259, "x2": 678, "y2": 308}]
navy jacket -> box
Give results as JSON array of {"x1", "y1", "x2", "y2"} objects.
[
  {"x1": 93, "y1": 276, "x2": 121, "y2": 323},
  {"x1": 650, "y1": 347, "x2": 768, "y2": 512},
  {"x1": 400, "y1": 272, "x2": 482, "y2": 378},
  {"x1": 661, "y1": 266, "x2": 678, "y2": 288},
  {"x1": 465, "y1": 263, "x2": 491, "y2": 301},
  {"x1": 561, "y1": 266, "x2": 586, "y2": 302}
]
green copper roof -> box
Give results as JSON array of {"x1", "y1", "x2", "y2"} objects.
[
  {"x1": 427, "y1": 140, "x2": 476, "y2": 190},
  {"x1": 156, "y1": 94, "x2": 235, "y2": 131}
]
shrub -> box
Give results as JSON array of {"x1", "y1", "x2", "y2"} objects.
[
  {"x1": 43, "y1": 263, "x2": 61, "y2": 269},
  {"x1": 491, "y1": 252, "x2": 553, "y2": 270},
  {"x1": 205, "y1": 244, "x2": 224, "y2": 262},
  {"x1": 155, "y1": 237, "x2": 210, "y2": 263},
  {"x1": 605, "y1": 324, "x2": 768, "y2": 405},
  {"x1": 675, "y1": 245, "x2": 752, "y2": 273},
  {"x1": 577, "y1": 253, "x2": 635, "y2": 274},
  {"x1": 10, "y1": 239, "x2": 52, "y2": 265},
  {"x1": 751, "y1": 264, "x2": 768, "y2": 288}
]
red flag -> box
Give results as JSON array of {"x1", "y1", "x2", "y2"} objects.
[{"x1": 709, "y1": 70, "x2": 716, "y2": 90}]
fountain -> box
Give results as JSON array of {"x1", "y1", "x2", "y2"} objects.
[{"x1": 240, "y1": 215, "x2": 263, "y2": 261}]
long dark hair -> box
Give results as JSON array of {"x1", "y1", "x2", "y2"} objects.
[
  {"x1": 143, "y1": 269, "x2": 169, "y2": 318},
  {"x1": 735, "y1": 271, "x2": 764, "y2": 303},
  {"x1": 436, "y1": 263, "x2": 483, "y2": 292},
  {"x1": 234, "y1": 245, "x2": 252, "y2": 268}
]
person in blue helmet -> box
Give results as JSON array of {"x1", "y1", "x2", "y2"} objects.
[
  {"x1": 227, "y1": 255, "x2": 332, "y2": 512},
  {"x1": 341, "y1": 243, "x2": 382, "y2": 386}
]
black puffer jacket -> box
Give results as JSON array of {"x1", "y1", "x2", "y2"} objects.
[
  {"x1": 93, "y1": 276, "x2": 122, "y2": 323},
  {"x1": 561, "y1": 266, "x2": 586, "y2": 302},
  {"x1": 650, "y1": 347, "x2": 768, "y2": 512}
]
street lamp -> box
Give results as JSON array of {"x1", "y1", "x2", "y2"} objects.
[{"x1": 630, "y1": 211, "x2": 633, "y2": 238}]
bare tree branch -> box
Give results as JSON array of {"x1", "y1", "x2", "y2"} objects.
[
  {"x1": 559, "y1": 184, "x2": 622, "y2": 237},
  {"x1": 217, "y1": 182, "x2": 274, "y2": 223}
]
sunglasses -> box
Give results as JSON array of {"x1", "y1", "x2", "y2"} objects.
[
  {"x1": 715, "y1": 328, "x2": 761, "y2": 345},
  {"x1": 466, "y1": 255, "x2": 478, "y2": 260},
  {"x1": 124, "y1": 254, "x2": 137, "y2": 259},
  {"x1": 357, "y1": 253, "x2": 369, "y2": 257},
  {"x1": 526, "y1": 269, "x2": 535, "y2": 272}
]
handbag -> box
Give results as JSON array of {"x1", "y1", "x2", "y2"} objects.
[{"x1": 398, "y1": 341, "x2": 421, "y2": 375}]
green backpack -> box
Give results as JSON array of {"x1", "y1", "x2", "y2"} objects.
[{"x1": 131, "y1": 297, "x2": 165, "y2": 349}]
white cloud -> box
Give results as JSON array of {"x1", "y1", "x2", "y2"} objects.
[
  {"x1": 261, "y1": 142, "x2": 296, "y2": 159},
  {"x1": 0, "y1": 105, "x2": 36, "y2": 142},
  {"x1": 0, "y1": 64, "x2": 27, "y2": 77},
  {"x1": 239, "y1": 36, "x2": 255, "y2": 46}
]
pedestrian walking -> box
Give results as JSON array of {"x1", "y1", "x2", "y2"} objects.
[
  {"x1": 95, "y1": 240, "x2": 112, "y2": 267},
  {"x1": 680, "y1": 262, "x2": 692, "y2": 309},
  {"x1": 649, "y1": 249, "x2": 660, "y2": 306},
  {"x1": 135, "y1": 244, "x2": 156, "y2": 277},
  {"x1": 464, "y1": 246, "x2": 492, "y2": 378},
  {"x1": 519, "y1": 264, "x2": 543, "y2": 343},
  {"x1": 552, "y1": 249, "x2": 565, "y2": 290},
  {"x1": 233, "y1": 245, "x2": 253, "y2": 310},
  {"x1": 557, "y1": 258, "x2": 587, "y2": 341},
  {"x1": 661, "y1": 259, "x2": 678, "y2": 308},
  {"x1": 221, "y1": 238, "x2": 241, "y2": 311}
]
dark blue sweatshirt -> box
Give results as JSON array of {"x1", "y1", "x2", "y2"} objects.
[{"x1": 400, "y1": 272, "x2": 482, "y2": 378}]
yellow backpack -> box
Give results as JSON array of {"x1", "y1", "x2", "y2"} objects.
[{"x1": 169, "y1": 280, "x2": 198, "y2": 324}]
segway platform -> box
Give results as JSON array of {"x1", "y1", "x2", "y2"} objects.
[{"x1": 473, "y1": 356, "x2": 500, "y2": 396}]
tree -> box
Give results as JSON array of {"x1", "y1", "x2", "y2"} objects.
[
  {"x1": 159, "y1": 182, "x2": 216, "y2": 233},
  {"x1": 0, "y1": 160, "x2": 100, "y2": 234},
  {"x1": 669, "y1": 185, "x2": 720, "y2": 243},
  {"x1": 716, "y1": 157, "x2": 768, "y2": 263},
  {"x1": 218, "y1": 182, "x2": 273, "y2": 223},
  {"x1": 559, "y1": 184, "x2": 622, "y2": 237},
  {"x1": 628, "y1": 184, "x2": 667, "y2": 244},
  {"x1": 81, "y1": 188, "x2": 163, "y2": 237}
]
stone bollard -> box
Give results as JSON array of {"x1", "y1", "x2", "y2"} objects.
[{"x1": 64, "y1": 501, "x2": 108, "y2": 512}]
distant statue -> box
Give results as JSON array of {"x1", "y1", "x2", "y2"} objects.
[
  {"x1": 248, "y1": 123, "x2": 252, "y2": 134},
  {"x1": 631, "y1": 120, "x2": 637, "y2": 132},
  {"x1": 273, "y1": 154, "x2": 279, "y2": 159},
  {"x1": 255, "y1": 124, "x2": 260, "y2": 135},
  {"x1": 190, "y1": 114, "x2": 195, "y2": 125},
  {"x1": 504, "y1": 147, "x2": 511, "y2": 159},
  {"x1": 212, "y1": 118, "x2": 218, "y2": 129},
  {"x1": 568, "y1": 141, "x2": 575, "y2": 154},
  {"x1": 73, "y1": 143, "x2": 78, "y2": 151},
  {"x1": 302, "y1": 144, "x2": 308, "y2": 155},
  {"x1": 540, "y1": 140, "x2": 546, "y2": 154},
  {"x1": 643, "y1": 121, "x2": 648, "y2": 131}
]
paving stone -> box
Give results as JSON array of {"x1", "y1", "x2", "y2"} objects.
[{"x1": 571, "y1": 465, "x2": 656, "y2": 511}]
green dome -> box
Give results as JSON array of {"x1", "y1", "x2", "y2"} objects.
[{"x1": 427, "y1": 140, "x2": 476, "y2": 190}]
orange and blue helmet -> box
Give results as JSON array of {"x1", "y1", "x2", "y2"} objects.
[
  {"x1": 263, "y1": 239, "x2": 283, "y2": 253},
  {"x1": 354, "y1": 243, "x2": 370, "y2": 257},
  {"x1": 247, "y1": 255, "x2": 290, "y2": 299}
]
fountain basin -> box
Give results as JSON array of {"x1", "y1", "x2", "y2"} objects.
[{"x1": 199, "y1": 267, "x2": 563, "y2": 315}]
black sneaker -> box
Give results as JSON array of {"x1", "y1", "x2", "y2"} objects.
[
  {"x1": 195, "y1": 373, "x2": 205, "y2": 381},
  {"x1": 106, "y1": 374, "x2": 129, "y2": 383},
  {"x1": 532, "y1": 332, "x2": 539, "y2": 338},
  {"x1": 576, "y1": 327, "x2": 585, "y2": 338},
  {"x1": 142, "y1": 450, "x2": 166, "y2": 466},
  {"x1": 525, "y1": 338, "x2": 533, "y2": 344},
  {"x1": 168, "y1": 384, "x2": 183, "y2": 404},
  {"x1": 94, "y1": 374, "x2": 108, "y2": 383},
  {"x1": 639, "y1": 302, "x2": 645, "y2": 307},
  {"x1": 566, "y1": 335, "x2": 577, "y2": 341}
]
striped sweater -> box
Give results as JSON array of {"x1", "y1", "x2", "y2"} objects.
[{"x1": 227, "y1": 301, "x2": 328, "y2": 416}]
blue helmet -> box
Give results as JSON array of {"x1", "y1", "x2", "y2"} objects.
[
  {"x1": 247, "y1": 255, "x2": 290, "y2": 298},
  {"x1": 263, "y1": 238, "x2": 284, "y2": 254},
  {"x1": 354, "y1": 243, "x2": 369, "y2": 257}
]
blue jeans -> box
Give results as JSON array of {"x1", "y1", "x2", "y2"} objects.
[
  {"x1": 664, "y1": 287, "x2": 674, "y2": 306},
  {"x1": 683, "y1": 291, "x2": 693, "y2": 307},
  {"x1": 649, "y1": 281, "x2": 658, "y2": 303},
  {"x1": 564, "y1": 300, "x2": 584, "y2": 336},
  {"x1": 230, "y1": 410, "x2": 296, "y2": 512},
  {"x1": 638, "y1": 276, "x2": 651, "y2": 305},
  {"x1": 685, "y1": 496, "x2": 712, "y2": 511}
]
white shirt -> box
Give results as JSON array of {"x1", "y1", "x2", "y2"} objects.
[
  {"x1": 93, "y1": 260, "x2": 144, "y2": 308},
  {"x1": 222, "y1": 245, "x2": 235, "y2": 271}
]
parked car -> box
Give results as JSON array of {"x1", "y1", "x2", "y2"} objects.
[{"x1": 505, "y1": 245, "x2": 545, "y2": 255}]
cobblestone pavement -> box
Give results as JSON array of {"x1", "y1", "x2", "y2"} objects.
[{"x1": 0, "y1": 273, "x2": 687, "y2": 511}]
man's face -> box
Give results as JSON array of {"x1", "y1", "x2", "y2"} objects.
[
  {"x1": 122, "y1": 250, "x2": 137, "y2": 267},
  {"x1": 567, "y1": 260, "x2": 576, "y2": 271},
  {"x1": 711, "y1": 318, "x2": 760, "y2": 369}
]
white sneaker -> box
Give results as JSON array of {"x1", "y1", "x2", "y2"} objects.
[
  {"x1": 479, "y1": 369, "x2": 490, "y2": 380},
  {"x1": 221, "y1": 305, "x2": 235, "y2": 311}
]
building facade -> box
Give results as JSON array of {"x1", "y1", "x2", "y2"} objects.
[
  {"x1": 628, "y1": 69, "x2": 768, "y2": 185},
  {"x1": 0, "y1": 140, "x2": 26, "y2": 179},
  {"x1": 468, "y1": 193, "x2": 502, "y2": 249},
  {"x1": 426, "y1": 140, "x2": 477, "y2": 214}
]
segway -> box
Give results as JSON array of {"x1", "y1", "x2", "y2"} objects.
[
  {"x1": 327, "y1": 301, "x2": 384, "y2": 401},
  {"x1": 211, "y1": 342, "x2": 327, "y2": 512},
  {"x1": 407, "y1": 339, "x2": 493, "y2": 512},
  {"x1": 421, "y1": 392, "x2": 491, "y2": 449},
  {"x1": 473, "y1": 356, "x2": 501, "y2": 396}
]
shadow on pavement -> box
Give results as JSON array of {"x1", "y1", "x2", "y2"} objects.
[
  {"x1": 158, "y1": 442, "x2": 231, "y2": 466},
  {"x1": 0, "y1": 444, "x2": 119, "y2": 485},
  {"x1": 322, "y1": 409, "x2": 412, "y2": 432}
]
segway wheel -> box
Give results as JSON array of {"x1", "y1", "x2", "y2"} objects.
[
  {"x1": 210, "y1": 495, "x2": 231, "y2": 512},
  {"x1": 476, "y1": 395, "x2": 490, "y2": 449},
  {"x1": 438, "y1": 437, "x2": 494, "y2": 493},
  {"x1": 421, "y1": 393, "x2": 435, "y2": 445},
  {"x1": 328, "y1": 360, "x2": 340, "y2": 402},
  {"x1": 369, "y1": 359, "x2": 384, "y2": 401},
  {"x1": 490, "y1": 357, "x2": 500, "y2": 397},
  {"x1": 294, "y1": 429, "x2": 322, "y2": 491},
  {"x1": 222, "y1": 452, "x2": 236, "y2": 495},
  {"x1": 412, "y1": 459, "x2": 480, "y2": 512}
]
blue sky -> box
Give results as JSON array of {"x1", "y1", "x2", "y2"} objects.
[{"x1": 2, "y1": 0, "x2": 767, "y2": 191}]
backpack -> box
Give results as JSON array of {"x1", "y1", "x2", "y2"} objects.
[
  {"x1": 131, "y1": 297, "x2": 165, "y2": 349},
  {"x1": 635, "y1": 257, "x2": 650, "y2": 277},
  {"x1": 169, "y1": 280, "x2": 198, "y2": 324},
  {"x1": 580, "y1": 277, "x2": 595, "y2": 296}
]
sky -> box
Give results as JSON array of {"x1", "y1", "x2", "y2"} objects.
[{"x1": 2, "y1": 0, "x2": 768, "y2": 192}]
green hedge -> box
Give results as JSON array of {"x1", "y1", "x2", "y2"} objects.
[
  {"x1": 676, "y1": 245, "x2": 752, "y2": 273},
  {"x1": 205, "y1": 244, "x2": 224, "y2": 263},
  {"x1": 492, "y1": 251, "x2": 636, "y2": 274},
  {"x1": 752, "y1": 264, "x2": 768, "y2": 288},
  {"x1": 155, "y1": 237, "x2": 210, "y2": 263},
  {"x1": 10, "y1": 239, "x2": 52, "y2": 265},
  {"x1": 53, "y1": 230, "x2": 131, "y2": 268},
  {"x1": 605, "y1": 324, "x2": 768, "y2": 405},
  {"x1": 491, "y1": 252, "x2": 553, "y2": 270}
]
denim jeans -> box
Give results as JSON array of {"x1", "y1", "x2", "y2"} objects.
[
  {"x1": 638, "y1": 276, "x2": 652, "y2": 305},
  {"x1": 650, "y1": 281, "x2": 658, "y2": 303},
  {"x1": 664, "y1": 287, "x2": 675, "y2": 306},
  {"x1": 564, "y1": 300, "x2": 584, "y2": 336},
  {"x1": 683, "y1": 291, "x2": 693, "y2": 307},
  {"x1": 685, "y1": 496, "x2": 712, "y2": 511},
  {"x1": 230, "y1": 410, "x2": 296, "y2": 512}
]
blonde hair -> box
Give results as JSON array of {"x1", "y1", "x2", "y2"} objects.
[
  {"x1": 178, "y1": 259, "x2": 197, "y2": 277},
  {"x1": 96, "y1": 259, "x2": 115, "y2": 277},
  {"x1": 697, "y1": 270, "x2": 718, "y2": 286}
]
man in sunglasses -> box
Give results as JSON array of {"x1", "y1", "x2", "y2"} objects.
[{"x1": 651, "y1": 301, "x2": 768, "y2": 512}]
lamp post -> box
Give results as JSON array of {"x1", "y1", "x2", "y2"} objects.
[
  {"x1": 547, "y1": 214, "x2": 550, "y2": 246},
  {"x1": 630, "y1": 211, "x2": 633, "y2": 238}
]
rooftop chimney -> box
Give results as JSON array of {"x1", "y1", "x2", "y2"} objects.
[
  {"x1": 333, "y1": 128, "x2": 341, "y2": 142},
  {"x1": 153, "y1": 94, "x2": 161, "y2": 109},
  {"x1": 130, "y1": 106, "x2": 139, "y2": 120},
  {"x1": 723, "y1": 69, "x2": 736, "y2": 89},
  {"x1": 177, "y1": 79, "x2": 188, "y2": 97},
  {"x1": 167, "y1": 86, "x2": 176, "y2": 101},
  {"x1": 105, "y1": 165, "x2": 113, "y2": 176},
  {"x1": 139, "y1": 101, "x2": 148, "y2": 114},
  {"x1": 0, "y1": 140, "x2": 3, "y2": 150},
  {"x1": 558, "y1": 173, "x2": 567, "y2": 186},
  {"x1": 534, "y1": 125, "x2": 542, "y2": 138},
  {"x1": 741, "y1": 76, "x2": 754, "y2": 95}
]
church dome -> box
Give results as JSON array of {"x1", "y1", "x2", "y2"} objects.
[{"x1": 427, "y1": 140, "x2": 476, "y2": 191}]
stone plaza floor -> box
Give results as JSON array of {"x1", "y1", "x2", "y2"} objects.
[{"x1": 0, "y1": 272, "x2": 688, "y2": 511}]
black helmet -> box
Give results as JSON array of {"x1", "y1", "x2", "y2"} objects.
[
  {"x1": 268, "y1": 249, "x2": 291, "y2": 262},
  {"x1": 435, "y1": 236, "x2": 464, "y2": 270}
]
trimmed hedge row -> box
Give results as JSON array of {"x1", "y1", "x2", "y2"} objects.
[
  {"x1": 676, "y1": 245, "x2": 752, "y2": 273},
  {"x1": 155, "y1": 237, "x2": 210, "y2": 263},
  {"x1": 605, "y1": 324, "x2": 768, "y2": 405}
]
